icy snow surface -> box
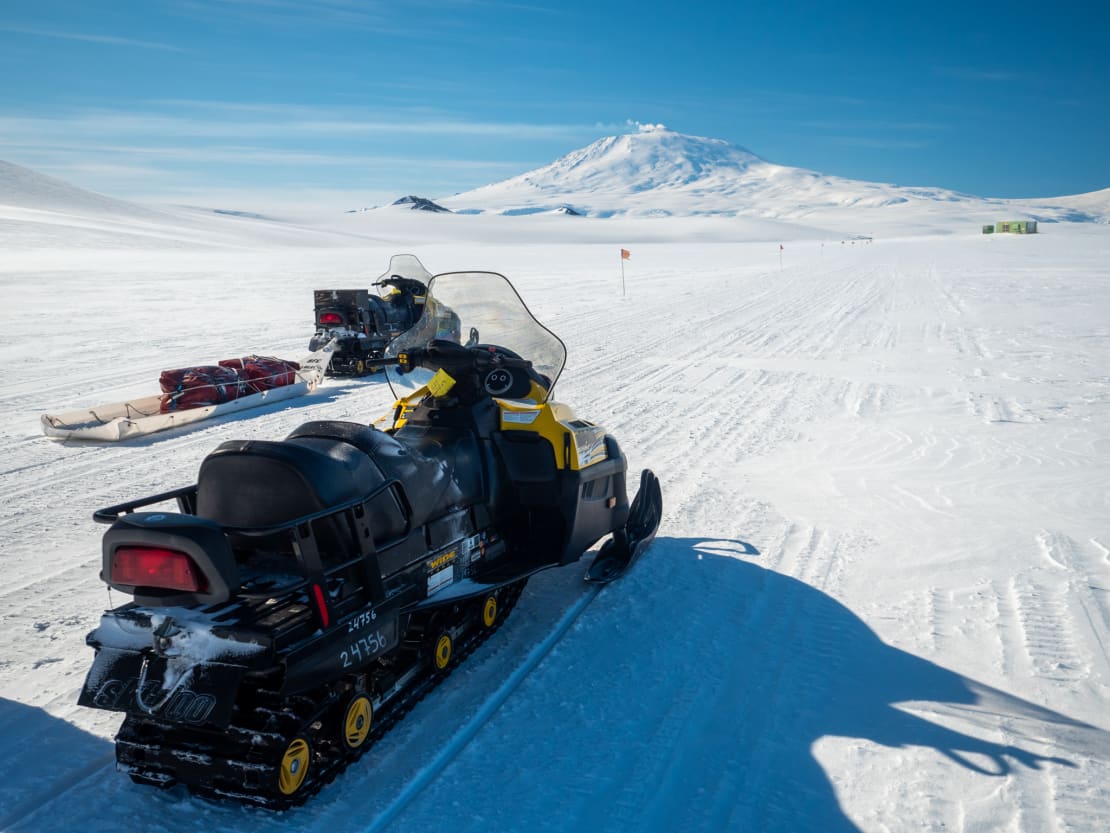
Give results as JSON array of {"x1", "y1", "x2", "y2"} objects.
[{"x1": 1, "y1": 150, "x2": 1108, "y2": 833}]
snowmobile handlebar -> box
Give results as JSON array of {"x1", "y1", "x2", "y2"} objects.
[
  {"x1": 373, "y1": 276, "x2": 427, "y2": 294},
  {"x1": 394, "y1": 341, "x2": 533, "y2": 375},
  {"x1": 392, "y1": 341, "x2": 540, "y2": 401}
]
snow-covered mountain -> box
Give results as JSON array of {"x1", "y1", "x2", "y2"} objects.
[
  {"x1": 440, "y1": 125, "x2": 1109, "y2": 225},
  {"x1": 6, "y1": 134, "x2": 1107, "y2": 240}
]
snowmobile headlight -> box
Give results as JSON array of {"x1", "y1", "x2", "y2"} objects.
[{"x1": 111, "y1": 546, "x2": 209, "y2": 593}]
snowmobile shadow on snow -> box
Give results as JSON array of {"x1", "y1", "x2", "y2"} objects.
[
  {"x1": 559, "y1": 538, "x2": 1100, "y2": 833},
  {"x1": 0, "y1": 697, "x2": 114, "y2": 830}
]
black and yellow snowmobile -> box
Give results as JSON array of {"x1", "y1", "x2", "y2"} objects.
[
  {"x1": 308, "y1": 254, "x2": 433, "y2": 376},
  {"x1": 78, "y1": 261, "x2": 661, "y2": 808}
]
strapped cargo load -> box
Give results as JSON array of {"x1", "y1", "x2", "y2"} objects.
[{"x1": 41, "y1": 345, "x2": 332, "y2": 442}]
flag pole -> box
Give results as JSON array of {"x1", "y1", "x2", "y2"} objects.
[{"x1": 620, "y1": 252, "x2": 626, "y2": 297}]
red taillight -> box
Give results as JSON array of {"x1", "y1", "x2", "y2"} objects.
[
  {"x1": 312, "y1": 583, "x2": 330, "y2": 628},
  {"x1": 318, "y1": 311, "x2": 344, "y2": 326},
  {"x1": 111, "y1": 546, "x2": 208, "y2": 592}
]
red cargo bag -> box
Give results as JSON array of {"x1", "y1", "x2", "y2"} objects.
[
  {"x1": 159, "y1": 365, "x2": 247, "y2": 413},
  {"x1": 218, "y1": 355, "x2": 301, "y2": 393}
]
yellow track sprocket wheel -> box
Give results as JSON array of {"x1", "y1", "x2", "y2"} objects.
[
  {"x1": 278, "y1": 737, "x2": 311, "y2": 796},
  {"x1": 433, "y1": 632, "x2": 453, "y2": 671},
  {"x1": 342, "y1": 694, "x2": 374, "y2": 751},
  {"x1": 481, "y1": 594, "x2": 498, "y2": 628}
]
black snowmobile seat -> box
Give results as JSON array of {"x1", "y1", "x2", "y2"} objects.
[
  {"x1": 195, "y1": 434, "x2": 406, "y2": 553},
  {"x1": 196, "y1": 420, "x2": 484, "y2": 557},
  {"x1": 285, "y1": 421, "x2": 484, "y2": 530}
]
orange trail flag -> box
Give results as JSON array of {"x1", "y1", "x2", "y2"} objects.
[{"x1": 620, "y1": 248, "x2": 631, "y2": 259}]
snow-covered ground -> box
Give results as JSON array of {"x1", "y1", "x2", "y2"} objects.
[{"x1": 1, "y1": 157, "x2": 1108, "y2": 832}]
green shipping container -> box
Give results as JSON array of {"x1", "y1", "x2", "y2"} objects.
[{"x1": 995, "y1": 220, "x2": 1038, "y2": 234}]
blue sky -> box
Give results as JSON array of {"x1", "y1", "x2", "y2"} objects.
[{"x1": 1, "y1": 0, "x2": 1106, "y2": 209}]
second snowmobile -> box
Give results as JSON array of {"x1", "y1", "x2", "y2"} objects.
[
  {"x1": 308, "y1": 254, "x2": 434, "y2": 376},
  {"x1": 77, "y1": 259, "x2": 661, "y2": 808}
]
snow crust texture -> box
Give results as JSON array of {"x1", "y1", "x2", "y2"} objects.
[{"x1": 0, "y1": 155, "x2": 1108, "y2": 833}]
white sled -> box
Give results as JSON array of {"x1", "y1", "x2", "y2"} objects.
[{"x1": 41, "y1": 343, "x2": 335, "y2": 442}]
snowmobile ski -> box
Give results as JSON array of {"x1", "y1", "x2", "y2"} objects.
[{"x1": 586, "y1": 469, "x2": 663, "y2": 583}]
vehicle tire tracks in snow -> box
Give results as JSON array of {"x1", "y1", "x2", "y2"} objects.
[{"x1": 351, "y1": 584, "x2": 603, "y2": 833}]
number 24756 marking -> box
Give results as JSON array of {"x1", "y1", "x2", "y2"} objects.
[
  {"x1": 341, "y1": 629, "x2": 390, "y2": 668},
  {"x1": 347, "y1": 610, "x2": 377, "y2": 633}
]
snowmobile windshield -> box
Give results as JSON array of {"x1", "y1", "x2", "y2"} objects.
[
  {"x1": 384, "y1": 271, "x2": 566, "y2": 403},
  {"x1": 373, "y1": 253, "x2": 433, "y2": 286}
]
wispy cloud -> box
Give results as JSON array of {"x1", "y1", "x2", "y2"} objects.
[
  {"x1": 934, "y1": 67, "x2": 1022, "y2": 82},
  {"x1": 0, "y1": 105, "x2": 594, "y2": 143},
  {"x1": 160, "y1": 0, "x2": 543, "y2": 38},
  {"x1": 743, "y1": 89, "x2": 875, "y2": 111},
  {"x1": 798, "y1": 120, "x2": 949, "y2": 133},
  {"x1": 0, "y1": 102, "x2": 601, "y2": 206},
  {"x1": 787, "y1": 120, "x2": 946, "y2": 152},
  {"x1": 0, "y1": 24, "x2": 185, "y2": 52},
  {"x1": 157, "y1": 0, "x2": 565, "y2": 53},
  {"x1": 163, "y1": 0, "x2": 391, "y2": 30},
  {"x1": 166, "y1": 0, "x2": 558, "y2": 28},
  {"x1": 1, "y1": 140, "x2": 528, "y2": 176},
  {"x1": 820, "y1": 136, "x2": 932, "y2": 150}
]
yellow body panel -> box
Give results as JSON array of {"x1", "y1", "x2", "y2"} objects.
[
  {"x1": 497, "y1": 398, "x2": 608, "y2": 471},
  {"x1": 374, "y1": 385, "x2": 430, "y2": 430},
  {"x1": 376, "y1": 388, "x2": 609, "y2": 472}
]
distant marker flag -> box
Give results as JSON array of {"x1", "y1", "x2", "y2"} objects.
[
  {"x1": 621, "y1": 248, "x2": 631, "y2": 259},
  {"x1": 619, "y1": 248, "x2": 630, "y2": 297}
]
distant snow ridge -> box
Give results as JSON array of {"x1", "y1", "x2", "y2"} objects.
[
  {"x1": 391, "y1": 195, "x2": 451, "y2": 213},
  {"x1": 0, "y1": 159, "x2": 155, "y2": 217},
  {"x1": 1023, "y1": 187, "x2": 1110, "y2": 224},
  {"x1": 0, "y1": 158, "x2": 361, "y2": 250}
]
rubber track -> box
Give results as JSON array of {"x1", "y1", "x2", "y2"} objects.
[{"x1": 117, "y1": 580, "x2": 528, "y2": 810}]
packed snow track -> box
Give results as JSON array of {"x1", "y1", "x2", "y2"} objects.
[{"x1": 2, "y1": 227, "x2": 1108, "y2": 832}]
